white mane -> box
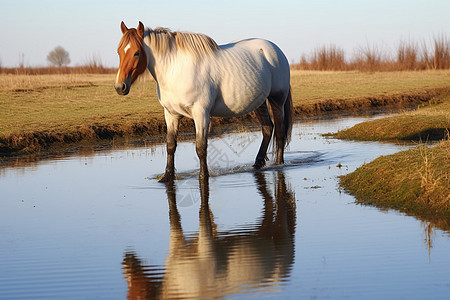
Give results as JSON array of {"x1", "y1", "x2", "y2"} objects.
[{"x1": 144, "y1": 27, "x2": 219, "y2": 60}]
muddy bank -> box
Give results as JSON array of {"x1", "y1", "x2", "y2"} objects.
[
  {"x1": 1, "y1": 88, "x2": 447, "y2": 158},
  {"x1": 293, "y1": 88, "x2": 447, "y2": 115}
]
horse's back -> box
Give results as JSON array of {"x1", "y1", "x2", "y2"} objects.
[
  {"x1": 219, "y1": 38, "x2": 289, "y2": 74},
  {"x1": 210, "y1": 39, "x2": 290, "y2": 117}
]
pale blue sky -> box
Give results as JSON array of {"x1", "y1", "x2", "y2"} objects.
[{"x1": 1, "y1": 0, "x2": 448, "y2": 67}]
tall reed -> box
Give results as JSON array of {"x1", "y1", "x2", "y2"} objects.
[
  {"x1": 310, "y1": 45, "x2": 346, "y2": 71},
  {"x1": 293, "y1": 35, "x2": 450, "y2": 72}
]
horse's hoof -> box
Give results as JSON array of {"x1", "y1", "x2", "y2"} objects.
[
  {"x1": 253, "y1": 161, "x2": 265, "y2": 170},
  {"x1": 159, "y1": 172, "x2": 174, "y2": 183}
]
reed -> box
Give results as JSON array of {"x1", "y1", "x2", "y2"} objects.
[
  {"x1": 397, "y1": 40, "x2": 419, "y2": 70},
  {"x1": 292, "y1": 35, "x2": 450, "y2": 72},
  {"x1": 309, "y1": 45, "x2": 346, "y2": 71},
  {"x1": 431, "y1": 34, "x2": 450, "y2": 69}
]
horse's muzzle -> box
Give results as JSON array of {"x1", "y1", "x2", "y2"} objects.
[{"x1": 114, "y1": 82, "x2": 129, "y2": 96}]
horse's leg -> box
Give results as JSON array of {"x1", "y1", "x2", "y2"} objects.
[
  {"x1": 268, "y1": 92, "x2": 287, "y2": 165},
  {"x1": 159, "y1": 109, "x2": 180, "y2": 182},
  {"x1": 193, "y1": 110, "x2": 210, "y2": 180},
  {"x1": 253, "y1": 101, "x2": 273, "y2": 169}
]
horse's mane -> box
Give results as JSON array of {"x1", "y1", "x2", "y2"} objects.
[{"x1": 144, "y1": 27, "x2": 219, "y2": 59}]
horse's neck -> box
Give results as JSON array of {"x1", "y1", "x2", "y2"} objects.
[
  {"x1": 143, "y1": 44, "x2": 158, "y2": 81},
  {"x1": 143, "y1": 42, "x2": 176, "y2": 84}
]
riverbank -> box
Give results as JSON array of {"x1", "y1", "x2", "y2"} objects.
[
  {"x1": 340, "y1": 140, "x2": 449, "y2": 229},
  {"x1": 1, "y1": 70, "x2": 449, "y2": 157},
  {"x1": 338, "y1": 92, "x2": 450, "y2": 228}
]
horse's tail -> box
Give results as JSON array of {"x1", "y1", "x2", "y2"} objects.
[{"x1": 283, "y1": 86, "x2": 294, "y2": 147}]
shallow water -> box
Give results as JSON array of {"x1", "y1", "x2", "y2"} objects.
[{"x1": 1, "y1": 116, "x2": 449, "y2": 299}]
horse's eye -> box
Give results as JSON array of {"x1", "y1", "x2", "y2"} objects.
[{"x1": 134, "y1": 51, "x2": 140, "y2": 58}]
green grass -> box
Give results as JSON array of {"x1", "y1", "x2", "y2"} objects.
[
  {"x1": 340, "y1": 140, "x2": 450, "y2": 229},
  {"x1": 337, "y1": 92, "x2": 450, "y2": 228},
  {"x1": 334, "y1": 92, "x2": 450, "y2": 141}
]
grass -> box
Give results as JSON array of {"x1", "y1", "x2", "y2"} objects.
[
  {"x1": 1, "y1": 70, "x2": 450, "y2": 155},
  {"x1": 340, "y1": 140, "x2": 450, "y2": 229},
  {"x1": 0, "y1": 73, "x2": 163, "y2": 154},
  {"x1": 0, "y1": 73, "x2": 160, "y2": 137},
  {"x1": 334, "y1": 91, "x2": 450, "y2": 141},
  {"x1": 337, "y1": 93, "x2": 450, "y2": 228},
  {"x1": 290, "y1": 70, "x2": 450, "y2": 104}
]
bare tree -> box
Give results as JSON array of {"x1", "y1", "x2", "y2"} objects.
[{"x1": 47, "y1": 46, "x2": 70, "y2": 67}]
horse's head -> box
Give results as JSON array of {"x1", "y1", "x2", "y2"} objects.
[{"x1": 115, "y1": 21, "x2": 148, "y2": 96}]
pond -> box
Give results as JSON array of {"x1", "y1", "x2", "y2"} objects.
[{"x1": 1, "y1": 116, "x2": 449, "y2": 299}]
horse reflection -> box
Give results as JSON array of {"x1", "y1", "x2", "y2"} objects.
[{"x1": 123, "y1": 171, "x2": 296, "y2": 299}]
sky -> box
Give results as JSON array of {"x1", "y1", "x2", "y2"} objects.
[{"x1": 0, "y1": 0, "x2": 449, "y2": 67}]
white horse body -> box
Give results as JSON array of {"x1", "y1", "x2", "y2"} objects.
[
  {"x1": 147, "y1": 37, "x2": 290, "y2": 119},
  {"x1": 115, "y1": 22, "x2": 293, "y2": 180}
]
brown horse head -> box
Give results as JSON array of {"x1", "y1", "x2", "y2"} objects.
[{"x1": 115, "y1": 21, "x2": 148, "y2": 95}]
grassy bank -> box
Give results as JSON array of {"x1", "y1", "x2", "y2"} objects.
[
  {"x1": 340, "y1": 140, "x2": 450, "y2": 229},
  {"x1": 338, "y1": 93, "x2": 450, "y2": 228},
  {"x1": 334, "y1": 91, "x2": 450, "y2": 141},
  {"x1": 1, "y1": 70, "x2": 450, "y2": 156}
]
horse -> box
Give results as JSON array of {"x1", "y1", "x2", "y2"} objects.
[
  {"x1": 122, "y1": 171, "x2": 296, "y2": 299},
  {"x1": 115, "y1": 21, "x2": 293, "y2": 182}
]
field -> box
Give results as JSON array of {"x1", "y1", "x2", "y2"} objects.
[{"x1": 1, "y1": 70, "x2": 450, "y2": 156}]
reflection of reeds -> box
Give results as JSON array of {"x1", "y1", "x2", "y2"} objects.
[{"x1": 292, "y1": 35, "x2": 450, "y2": 71}]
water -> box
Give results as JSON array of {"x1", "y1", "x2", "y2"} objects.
[{"x1": 1, "y1": 116, "x2": 449, "y2": 299}]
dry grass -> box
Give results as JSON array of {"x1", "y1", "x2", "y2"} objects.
[
  {"x1": 290, "y1": 70, "x2": 450, "y2": 112},
  {"x1": 292, "y1": 35, "x2": 450, "y2": 72},
  {"x1": 0, "y1": 73, "x2": 161, "y2": 153},
  {"x1": 1, "y1": 70, "x2": 450, "y2": 155}
]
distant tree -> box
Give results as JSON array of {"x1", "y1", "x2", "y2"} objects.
[{"x1": 47, "y1": 46, "x2": 70, "y2": 67}]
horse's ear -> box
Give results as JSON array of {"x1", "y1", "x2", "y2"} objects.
[
  {"x1": 121, "y1": 21, "x2": 128, "y2": 34},
  {"x1": 137, "y1": 21, "x2": 145, "y2": 38}
]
